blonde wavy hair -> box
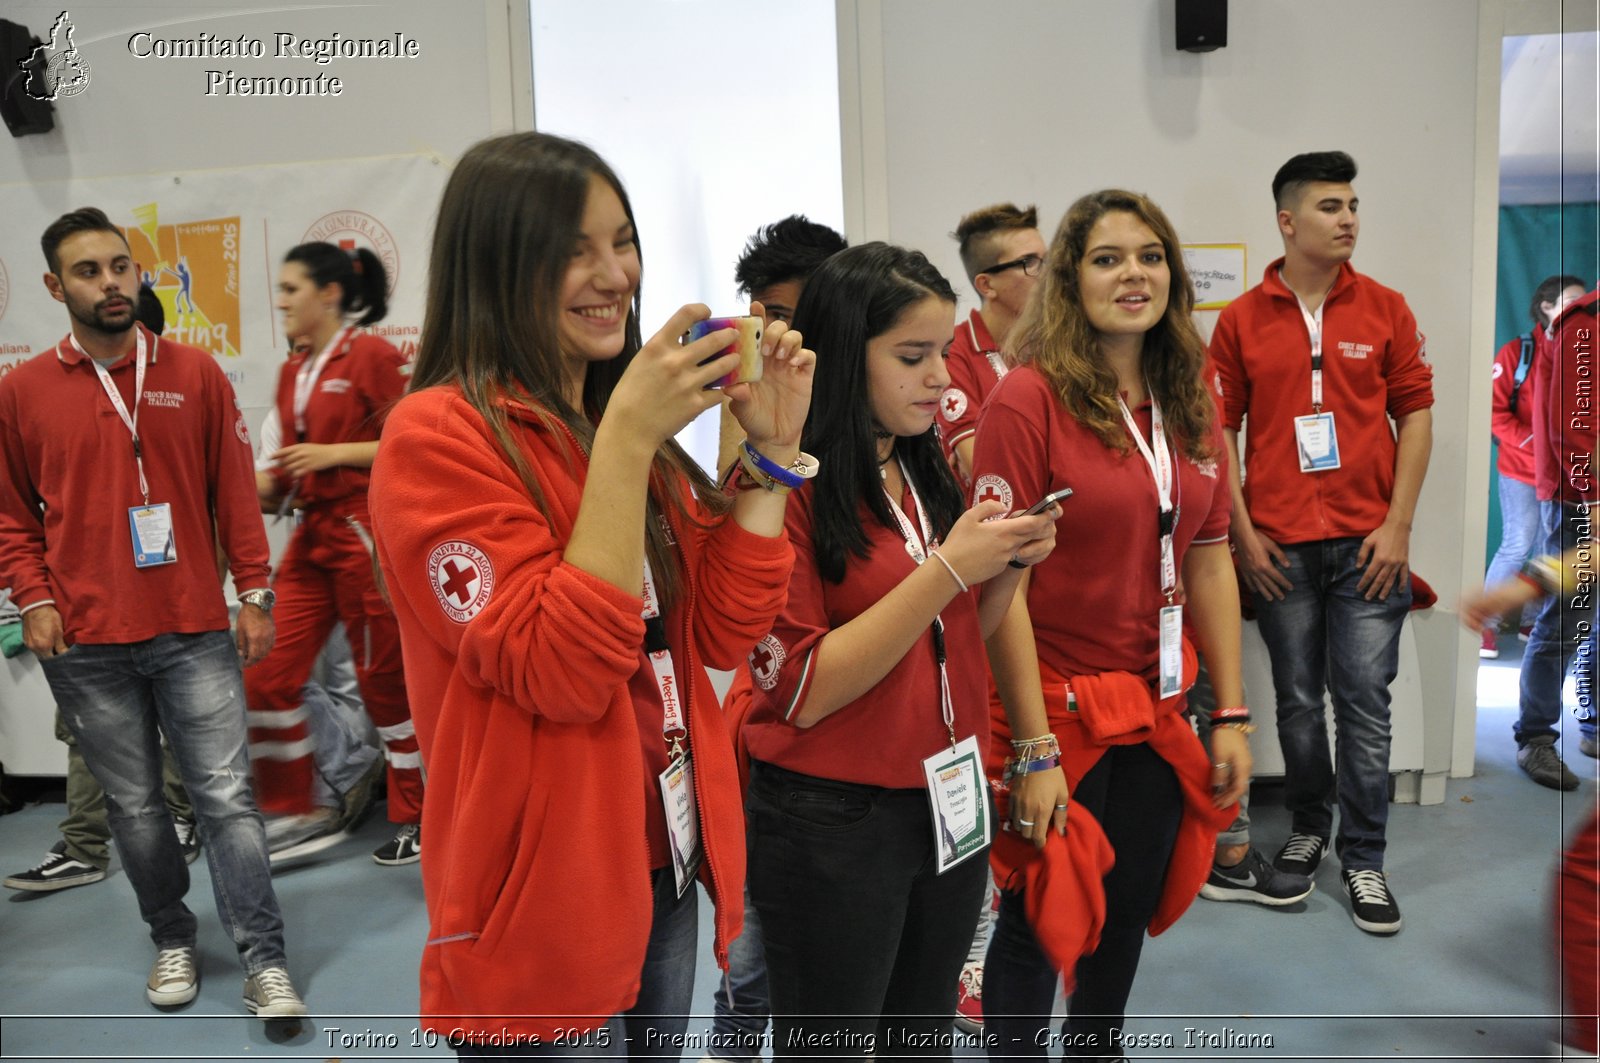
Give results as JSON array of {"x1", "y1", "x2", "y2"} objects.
[{"x1": 1009, "y1": 189, "x2": 1215, "y2": 460}]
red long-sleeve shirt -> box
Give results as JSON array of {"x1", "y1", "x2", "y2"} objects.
[
  {"x1": 1535, "y1": 289, "x2": 1600, "y2": 505},
  {"x1": 1209, "y1": 259, "x2": 1434, "y2": 544},
  {"x1": 0, "y1": 324, "x2": 269, "y2": 643}
]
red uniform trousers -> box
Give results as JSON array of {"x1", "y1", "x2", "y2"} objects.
[{"x1": 245, "y1": 502, "x2": 423, "y2": 823}]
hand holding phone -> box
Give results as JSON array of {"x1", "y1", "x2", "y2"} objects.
[
  {"x1": 685, "y1": 315, "x2": 764, "y2": 389},
  {"x1": 1021, "y1": 487, "x2": 1073, "y2": 516}
]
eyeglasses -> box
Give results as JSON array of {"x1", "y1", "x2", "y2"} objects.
[{"x1": 980, "y1": 253, "x2": 1044, "y2": 278}]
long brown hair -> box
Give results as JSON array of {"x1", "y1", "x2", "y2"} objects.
[
  {"x1": 1009, "y1": 189, "x2": 1214, "y2": 460},
  {"x1": 410, "y1": 132, "x2": 723, "y2": 605}
]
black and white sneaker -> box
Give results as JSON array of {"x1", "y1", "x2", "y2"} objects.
[
  {"x1": 3, "y1": 842, "x2": 107, "y2": 892},
  {"x1": 1273, "y1": 832, "x2": 1329, "y2": 877},
  {"x1": 1199, "y1": 846, "x2": 1315, "y2": 906},
  {"x1": 173, "y1": 818, "x2": 201, "y2": 865},
  {"x1": 1342, "y1": 868, "x2": 1403, "y2": 935},
  {"x1": 373, "y1": 823, "x2": 420, "y2": 866}
]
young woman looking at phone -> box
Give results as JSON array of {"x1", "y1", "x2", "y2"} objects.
[
  {"x1": 741, "y1": 242, "x2": 1058, "y2": 1057},
  {"x1": 367, "y1": 132, "x2": 815, "y2": 1059}
]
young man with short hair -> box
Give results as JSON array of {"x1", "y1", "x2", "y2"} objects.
[
  {"x1": 1210, "y1": 152, "x2": 1434, "y2": 936},
  {"x1": 941, "y1": 204, "x2": 1047, "y2": 487},
  {"x1": 0, "y1": 207, "x2": 306, "y2": 1015}
]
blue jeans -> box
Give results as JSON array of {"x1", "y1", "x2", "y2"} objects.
[
  {"x1": 1252, "y1": 538, "x2": 1410, "y2": 871},
  {"x1": 1517, "y1": 501, "x2": 1599, "y2": 745},
  {"x1": 708, "y1": 888, "x2": 770, "y2": 1063},
  {"x1": 747, "y1": 760, "x2": 988, "y2": 1060},
  {"x1": 41, "y1": 631, "x2": 287, "y2": 974},
  {"x1": 985, "y1": 743, "x2": 1182, "y2": 1061},
  {"x1": 1487, "y1": 475, "x2": 1542, "y2": 605}
]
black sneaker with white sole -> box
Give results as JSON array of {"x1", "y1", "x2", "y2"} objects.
[
  {"x1": 1199, "y1": 846, "x2": 1315, "y2": 906},
  {"x1": 1273, "y1": 832, "x2": 1329, "y2": 877},
  {"x1": 4, "y1": 842, "x2": 107, "y2": 892},
  {"x1": 1342, "y1": 867, "x2": 1403, "y2": 934},
  {"x1": 373, "y1": 823, "x2": 420, "y2": 866}
]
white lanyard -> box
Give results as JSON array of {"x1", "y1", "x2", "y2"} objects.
[
  {"x1": 1288, "y1": 283, "x2": 1327, "y2": 411},
  {"x1": 641, "y1": 559, "x2": 687, "y2": 752},
  {"x1": 883, "y1": 460, "x2": 958, "y2": 748},
  {"x1": 1117, "y1": 393, "x2": 1178, "y2": 602},
  {"x1": 969, "y1": 318, "x2": 1008, "y2": 382},
  {"x1": 77, "y1": 330, "x2": 153, "y2": 506},
  {"x1": 292, "y1": 327, "x2": 352, "y2": 440}
]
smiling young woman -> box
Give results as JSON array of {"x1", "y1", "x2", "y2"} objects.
[
  {"x1": 366, "y1": 131, "x2": 817, "y2": 1060},
  {"x1": 970, "y1": 189, "x2": 1248, "y2": 1060}
]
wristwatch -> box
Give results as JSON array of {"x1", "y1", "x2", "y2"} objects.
[{"x1": 239, "y1": 588, "x2": 276, "y2": 614}]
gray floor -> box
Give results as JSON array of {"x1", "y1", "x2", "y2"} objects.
[{"x1": 0, "y1": 644, "x2": 1594, "y2": 1062}]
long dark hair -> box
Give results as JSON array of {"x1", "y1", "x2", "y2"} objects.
[
  {"x1": 791, "y1": 242, "x2": 963, "y2": 584},
  {"x1": 284, "y1": 241, "x2": 388, "y2": 326},
  {"x1": 1010, "y1": 189, "x2": 1214, "y2": 460},
  {"x1": 409, "y1": 131, "x2": 720, "y2": 606}
]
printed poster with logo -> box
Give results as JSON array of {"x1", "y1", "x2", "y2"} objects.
[{"x1": 0, "y1": 154, "x2": 445, "y2": 419}]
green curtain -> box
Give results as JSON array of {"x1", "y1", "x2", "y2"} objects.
[{"x1": 1485, "y1": 203, "x2": 1600, "y2": 569}]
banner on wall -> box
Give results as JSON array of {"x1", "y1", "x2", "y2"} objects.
[{"x1": 0, "y1": 153, "x2": 446, "y2": 415}]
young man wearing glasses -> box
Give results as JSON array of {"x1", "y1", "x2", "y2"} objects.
[{"x1": 942, "y1": 203, "x2": 1046, "y2": 488}]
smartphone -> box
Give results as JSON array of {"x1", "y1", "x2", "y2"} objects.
[
  {"x1": 1021, "y1": 487, "x2": 1074, "y2": 516},
  {"x1": 685, "y1": 315, "x2": 763, "y2": 389}
]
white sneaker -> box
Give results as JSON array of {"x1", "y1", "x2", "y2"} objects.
[
  {"x1": 147, "y1": 945, "x2": 198, "y2": 1006},
  {"x1": 243, "y1": 966, "x2": 307, "y2": 1019}
]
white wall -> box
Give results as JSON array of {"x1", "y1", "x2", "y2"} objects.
[{"x1": 838, "y1": 0, "x2": 1498, "y2": 783}]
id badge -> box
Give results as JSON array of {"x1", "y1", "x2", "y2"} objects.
[
  {"x1": 1158, "y1": 603, "x2": 1184, "y2": 700},
  {"x1": 128, "y1": 503, "x2": 178, "y2": 568},
  {"x1": 921, "y1": 734, "x2": 991, "y2": 875},
  {"x1": 1294, "y1": 412, "x2": 1341, "y2": 472},
  {"x1": 658, "y1": 753, "x2": 702, "y2": 898}
]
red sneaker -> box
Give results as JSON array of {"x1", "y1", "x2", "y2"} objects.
[
  {"x1": 1480, "y1": 628, "x2": 1499, "y2": 659},
  {"x1": 955, "y1": 962, "x2": 983, "y2": 1034}
]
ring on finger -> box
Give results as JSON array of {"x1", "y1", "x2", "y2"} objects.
[{"x1": 1017, "y1": 818, "x2": 1036, "y2": 828}]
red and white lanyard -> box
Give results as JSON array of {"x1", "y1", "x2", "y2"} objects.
[
  {"x1": 75, "y1": 330, "x2": 154, "y2": 506},
  {"x1": 1117, "y1": 393, "x2": 1179, "y2": 603},
  {"x1": 883, "y1": 459, "x2": 958, "y2": 748},
  {"x1": 969, "y1": 318, "x2": 1008, "y2": 381},
  {"x1": 641, "y1": 559, "x2": 687, "y2": 756},
  {"x1": 292, "y1": 327, "x2": 353, "y2": 441}
]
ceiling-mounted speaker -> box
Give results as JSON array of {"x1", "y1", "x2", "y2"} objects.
[
  {"x1": 0, "y1": 19, "x2": 55, "y2": 136},
  {"x1": 1177, "y1": 0, "x2": 1227, "y2": 53}
]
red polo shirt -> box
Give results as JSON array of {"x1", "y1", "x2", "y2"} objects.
[
  {"x1": 742, "y1": 477, "x2": 989, "y2": 789},
  {"x1": 939, "y1": 310, "x2": 1008, "y2": 473},
  {"x1": 1491, "y1": 330, "x2": 1547, "y2": 485},
  {"x1": 970, "y1": 366, "x2": 1231, "y2": 683}
]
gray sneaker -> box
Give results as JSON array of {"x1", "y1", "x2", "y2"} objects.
[
  {"x1": 242, "y1": 966, "x2": 306, "y2": 1019},
  {"x1": 147, "y1": 945, "x2": 198, "y2": 1006},
  {"x1": 1518, "y1": 735, "x2": 1579, "y2": 790},
  {"x1": 1200, "y1": 846, "x2": 1315, "y2": 906}
]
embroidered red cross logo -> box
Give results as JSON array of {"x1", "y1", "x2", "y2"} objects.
[
  {"x1": 944, "y1": 395, "x2": 961, "y2": 414},
  {"x1": 440, "y1": 559, "x2": 477, "y2": 605},
  {"x1": 752, "y1": 643, "x2": 775, "y2": 673},
  {"x1": 977, "y1": 484, "x2": 1004, "y2": 506}
]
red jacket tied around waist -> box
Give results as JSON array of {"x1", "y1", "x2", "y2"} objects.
[{"x1": 988, "y1": 643, "x2": 1237, "y2": 987}]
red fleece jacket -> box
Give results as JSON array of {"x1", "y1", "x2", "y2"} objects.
[
  {"x1": 369, "y1": 385, "x2": 792, "y2": 1043},
  {"x1": 988, "y1": 646, "x2": 1236, "y2": 985}
]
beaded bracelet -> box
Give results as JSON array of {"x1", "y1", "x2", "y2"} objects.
[
  {"x1": 1215, "y1": 721, "x2": 1258, "y2": 735},
  {"x1": 741, "y1": 440, "x2": 815, "y2": 490},
  {"x1": 1010, "y1": 733, "x2": 1060, "y2": 761}
]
